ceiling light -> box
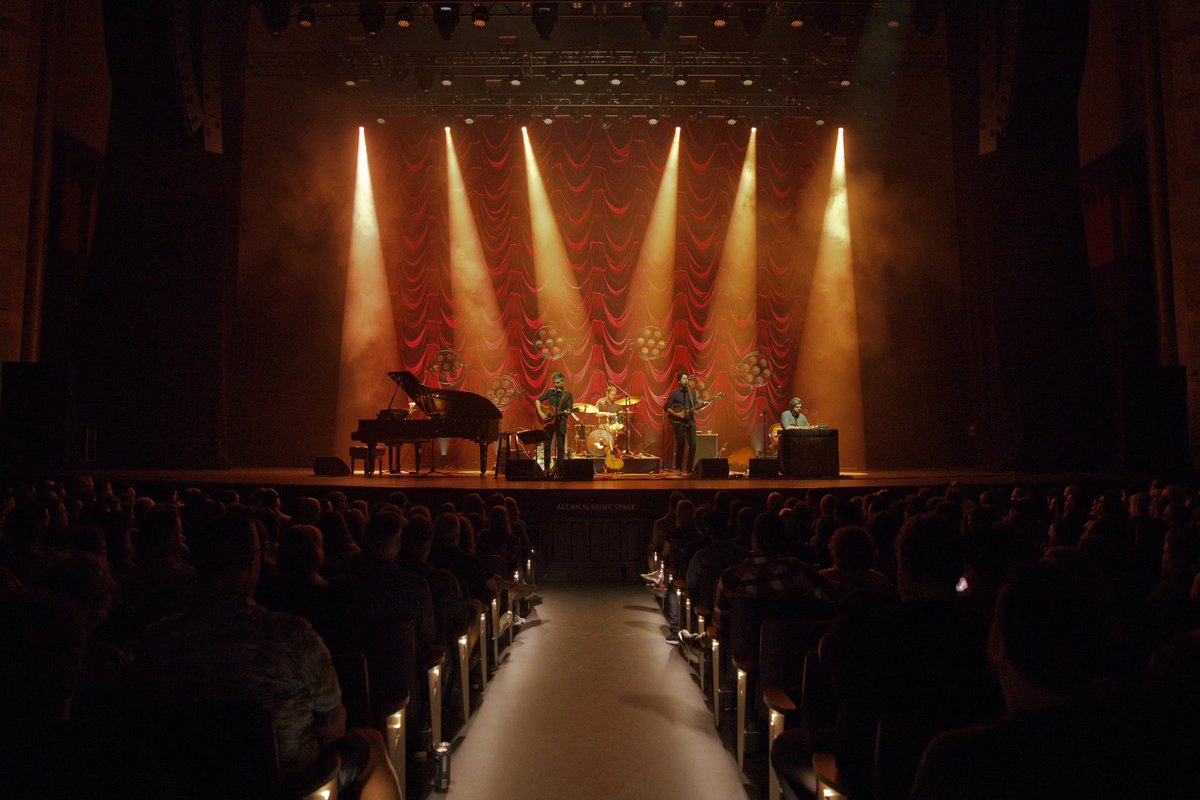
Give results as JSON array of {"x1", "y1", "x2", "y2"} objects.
[
  {"x1": 298, "y1": 4, "x2": 317, "y2": 28},
  {"x1": 433, "y1": 3, "x2": 460, "y2": 39},
  {"x1": 642, "y1": 2, "x2": 668, "y2": 39},
  {"x1": 260, "y1": 1, "x2": 290, "y2": 37},
  {"x1": 531, "y1": 3, "x2": 558, "y2": 40},
  {"x1": 358, "y1": 1, "x2": 385, "y2": 37},
  {"x1": 395, "y1": 3, "x2": 414, "y2": 27},
  {"x1": 472, "y1": 4, "x2": 489, "y2": 27}
]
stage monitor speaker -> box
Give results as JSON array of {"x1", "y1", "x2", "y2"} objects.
[
  {"x1": 559, "y1": 458, "x2": 596, "y2": 480},
  {"x1": 696, "y1": 458, "x2": 729, "y2": 479},
  {"x1": 696, "y1": 433, "x2": 718, "y2": 460},
  {"x1": 504, "y1": 458, "x2": 544, "y2": 479},
  {"x1": 748, "y1": 458, "x2": 779, "y2": 478},
  {"x1": 313, "y1": 456, "x2": 351, "y2": 476}
]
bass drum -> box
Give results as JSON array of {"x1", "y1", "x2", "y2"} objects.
[{"x1": 586, "y1": 428, "x2": 614, "y2": 456}]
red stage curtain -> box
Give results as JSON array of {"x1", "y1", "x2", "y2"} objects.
[{"x1": 370, "y1": 118, "x2": 825, "y2": 460}]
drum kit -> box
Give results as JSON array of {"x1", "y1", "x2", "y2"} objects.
[{"x1": 572, "y1": 397, "x2": 642, "y2": 459}]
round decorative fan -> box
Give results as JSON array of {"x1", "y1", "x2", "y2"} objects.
[
  {"x1": 533, "y1": 325, "x2": 566, "y2": 360},
  {"x1": 633, "y1": 325, "x2": 669, "y2": 361},
  {"x1": 689, "y1": 374, "x2": 716, "y2": 403},
  {"x1": 484, "y1": 375, "x2": 519, "y2": 411},
  {"x1": 734, "y1": 350, "x2": 772, "y2": 388},
  {"x1": 430, "y1": 349, "x2": 464, "y2": 385}
]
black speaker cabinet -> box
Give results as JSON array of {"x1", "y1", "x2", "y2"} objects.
[
  {"x1": 558, "y1": 458, "x2": 596, "y2": 480},
  {"x1": 313, "y1": 456, "x2": 351, "y2": 476},
  {"x1": 696, "y1": 458, "x2": 729, "y2": 479},
  {"x1": 696, "y1": 433, "x2": 718, "y2": 460},
  {"x1": 748, "y1": 457, "x2": 779, "y2": 478},
  {"x1": 779, "y1": 429, "x2": 840, "y2": 478},
  {"x1": 504, "y1": 458, "x2": 544, "y2": 479}
]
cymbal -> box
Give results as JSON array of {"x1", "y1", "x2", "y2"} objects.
[
  {"x1": 572, "y1": 403, "x2": 599, "y2": 414},
  {"x1": 615, "y1": 397, "x2": 641, "y2": 406}
]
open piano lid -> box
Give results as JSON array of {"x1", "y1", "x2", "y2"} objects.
[{"x1": 387, "y1": 370, "x2": 502, "y2": 420}]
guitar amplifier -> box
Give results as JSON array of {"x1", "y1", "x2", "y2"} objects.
[{"x1": 696, "y1": 433, "x2": 718, "y2": 460}]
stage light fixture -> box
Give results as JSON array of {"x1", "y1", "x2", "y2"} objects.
[
  {"x1": 546, "y1": 66, "x2": 561, "y2": 83},
  {"x1": 741, "y1": 71, "x2": 755, "y2": 87},
  {"x1": 260, "y1": 0, "x2": 289, "y2": 37},
  {"x1": 815, "y1": 118, "x2": 826, "y2": 126},
  {"x1": 726, "y1": 117, "x2": 738, "y2": 125},
  {"x1": 433, "y1": 3, "x2": 460, "y2": 39},
  {"x1": 647, "y1": 113, "x2": 660, "y2": 125},
  {"x1": 674, "y1": 70, "x2": 688, "y2": 86},
  {"x1": 636, "y1": 67, "x2": 650, "y2": 84},
  {"x1": 509, "y1": 69, "x2": 523, "y2": 86},
  {"x1": 531, "y1": 3, "x2": 558, "y2": 40},
  {"x1": 642, "y1": 2, "x2": 668, "y2": 39},
  {"x1": 464, "y1": 115, "x2": 476, "y2": 124},
  {"x1": 609, "y1": 74, "x2": 622, "y2": 86},
  {"x1": 298, "y1": 4, "x2": 317, "y2": 28},
  {"x1": 694, "y1": 109, "x2": 707, "y2": 121},
  {"x1": 472, "y1": 4, "x2": 489, "y2": 27},
  {"x1": 395, "y1": 3, "x2": 414, "y2": 27},
  {"x1": 786, "y1": 4, "x2": 803, "y2": 28},
  {"x1": 840, "y1": 78, "x2": 851, "y2": 87},
  {"x1": 542, "y1": 112, "x2": 555, "y2": 125},
  {"x1": 416, "y1": 67, "x2": 435, "y2": 92},
  {"x1": 739, "y1": 2, "x2": 766, "y2": 39},
  {"x1": 887, "y1": 18, "x2": 900, "y2": 29},
  {"x1": 573, "y1": 72, "x2": 587, "y2": 86},
  {"x1": 441, "y1": 71, "x2": 454, "y2": 87},
  {"x1": 358, "y1": 1, "x2": 385, "y2": 37},
  {"x1": 710, "y1": 3, "x2": 728, "y2": 28}
]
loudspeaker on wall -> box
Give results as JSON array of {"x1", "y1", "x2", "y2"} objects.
[{"x1": 313, "y1": 456, "x2": 351, "y2": 476}]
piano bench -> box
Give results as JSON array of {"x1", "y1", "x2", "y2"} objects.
[{"x1": 348, "y1": 445, "x2": 383, "y2": 475}]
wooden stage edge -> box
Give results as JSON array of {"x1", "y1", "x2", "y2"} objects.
[{"x1": 11, "y1": 465, "x2": 1142, "y2": 498}]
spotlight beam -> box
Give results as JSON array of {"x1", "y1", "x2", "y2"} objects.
[
  {"x1": 334, "y1": 127, "x2": 401, "y2": 452},
  {"x1": 795, "y1": 128, "x2": 865, "y2": 469}
]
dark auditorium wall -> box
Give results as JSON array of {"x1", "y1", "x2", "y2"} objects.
[
  {"x1": 71, "y1": 0, "x2": 250, "y2": 468},
  {"x1": 944, "y1": 0, "x2": 1117, "y2": 470}
]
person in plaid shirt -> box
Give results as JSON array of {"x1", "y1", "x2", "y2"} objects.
[{"x1": 679, "y1": 511, "x2": 832, "y2": 656}]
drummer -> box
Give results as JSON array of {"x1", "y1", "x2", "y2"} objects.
[{"x1": 596, "y1": 385, "x2": 621, "y2": 415}]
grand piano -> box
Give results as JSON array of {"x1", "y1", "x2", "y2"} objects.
[{"x1": 351, "y1": 371, "x2": 503, "y2": 476}]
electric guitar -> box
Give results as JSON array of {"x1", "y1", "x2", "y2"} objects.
[{"x1": 666, "y1": 392, "x2": 725, "y2": 426}]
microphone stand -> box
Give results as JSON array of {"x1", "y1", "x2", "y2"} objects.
[{"x1": 608, "y1": 380, "x2": 635, "y2": 455}]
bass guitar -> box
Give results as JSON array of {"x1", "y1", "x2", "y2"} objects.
[{"x1": 666, "y1": 391, "x2": 726, "y2": 426}]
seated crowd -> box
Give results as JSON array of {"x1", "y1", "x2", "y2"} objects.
[
  {"x1": 0, "y1": 479, "x2": 537, "y2": 799},
  {"x1": 643, "y1": 482, "x2": 1200, "y2": 799}
]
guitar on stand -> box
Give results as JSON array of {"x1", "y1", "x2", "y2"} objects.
[{"x1": 666, "y1": 392, "x2": 726, "y2": 426}]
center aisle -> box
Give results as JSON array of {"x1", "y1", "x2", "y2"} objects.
[{"x1": 444, "y1": 583, "x2": 749, "y2": 799}]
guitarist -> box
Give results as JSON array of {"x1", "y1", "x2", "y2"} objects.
[
  {"x1": 664, "y1": 372, "x2": 699, "y2": 474},
  {"x1": 536, "y1": 372, "x2": 573, "y2": 476}
]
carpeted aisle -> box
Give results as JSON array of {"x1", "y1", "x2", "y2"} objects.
[{"x1": 443, "y1": 583, "x2": 748, "y2": 799}]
